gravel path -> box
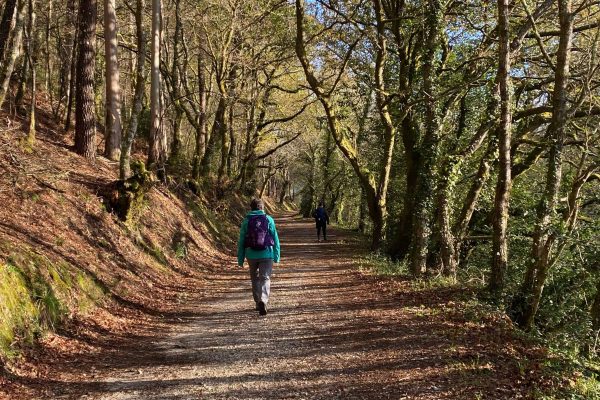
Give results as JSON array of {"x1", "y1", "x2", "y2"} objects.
[{"x1": 43, "y1": 215, "x2": 533, "y2": 400}]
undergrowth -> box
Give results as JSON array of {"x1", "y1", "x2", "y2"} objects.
[
  {"x1": 356, "y1": 252, "x2": 600, "y2": 399},
  {"x1": 0, "y1": 242, "x2": 105, "y2": 361},
  {"x1": 356, "y1": 253, "x2": 409, "y2": 277}
]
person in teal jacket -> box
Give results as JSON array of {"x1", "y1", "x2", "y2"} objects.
[{"x1": 237, "y1": 198, "x2": 280, "y2": 315}]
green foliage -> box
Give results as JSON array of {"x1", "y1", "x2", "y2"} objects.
[
  {"x1": 357, "y1": 253, "x2": 408, "y2": 277},
  {"x1": 0, "y1": 243, "x2": 105, "y2": 360}
]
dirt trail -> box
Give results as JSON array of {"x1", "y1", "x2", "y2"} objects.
[{"x1": 38, "y1": 215, "x2": 538, "y2": 399}]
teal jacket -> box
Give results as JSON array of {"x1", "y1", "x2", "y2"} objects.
[{"x1": 237, "y1": 210, "x2": 280, "y2": 266}]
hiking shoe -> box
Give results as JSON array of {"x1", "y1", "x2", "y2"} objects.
[{"x1": 258, "y1": 301, "x2": 267, "y2": 316}]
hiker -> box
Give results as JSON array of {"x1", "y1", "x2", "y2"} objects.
[
  {"x1": 312, "y1": 202, "x2": 330, "y2": 242},
  {"x1": 237, "y1": 198, "x2": 280, "y2": 316}
]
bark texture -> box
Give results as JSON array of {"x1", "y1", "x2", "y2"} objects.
[
  {"x1": 103, "y1": 0, "x2": 122, "y2": 161},
  {"x1": 74, "y1": 0, "x2": 97, "y2": 159},
  {"x1": 489, "y1": 0, "x2": 512, "y2": 297},
  {"x1": 514, "y1": 0, "x2": 573, "y2": 329},
  {"x1": 120, "y1": 0, "x2": 146, "y2": 179},
  {"x1": 409, "y1": 0, "x2": 442, "y2": 276},
  {"x1": 148, "y1": 0, "x2": 166, "y2": 169}
]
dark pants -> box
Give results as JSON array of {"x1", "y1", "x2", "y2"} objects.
[{"x1": 317, "y1": 223, "x2": 327, "y2": 240}]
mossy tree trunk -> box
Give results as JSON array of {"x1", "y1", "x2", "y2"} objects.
[
  {"x1": 409, "y1": 0, "x2": 443, "y2": 276},
  {"x1": 513, "y1": 0, "x2": 573, "y2": 329},
  {"x1": 120, "y1": 0, "x2": 146, "y2": 180},
  {"x1": 488, "y1": 0, "x2": 513, "y2": 298}
]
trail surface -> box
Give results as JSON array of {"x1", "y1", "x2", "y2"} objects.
[{"x1": 40, "y1": 215, "x2": 540, "y2": 399}]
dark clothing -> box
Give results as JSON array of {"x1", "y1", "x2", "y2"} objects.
[
  {"x1": 317, "y1": 224, "x2": 327, "y2": 241},
  {"x1": 313, "y1": 206, "x2": 330, "y2": 241},
  {"x1": 312, "y1": 207, "x2": 330, "y2": 225}
]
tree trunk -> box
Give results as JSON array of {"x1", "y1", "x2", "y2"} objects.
[
  {"x1": 0, "y1": 0, "x2": 18, "y2": 60},
  {"x1": 119, "y1": 0, "x2": 145, "y2": 180},
  {"x1": 217, "y1": 67, "x2": 237, "y2": 182},
  {"x1": 279, "y1": 171, "x2": 289, "y2": 204},
  {"x1": 435, "y1": 96, "x2": 489, "y2": 276},
  {"x1": 57, "y1": 0, "x2": 76, "y2": 119},
  {"x1": 514, "y1": 0, "x2": 573, "y2": 329},
  {"x1": 168, "y1": 0, "x2": 183, "y2": 164},
  {"x1": 25, "y1": 0, "x2": 36, "y2": 146},
  {"x1": 259, "y1": 162, "x2": 274, "y2": 199},
  {"x1": 370, "y1": 0, "x2": 397, "y2": 250},
  {"x1": 74, "y1": 0, "x2": 97, "y2": 159},
  {"x1": 452, "y1": 141, "x2": 494, "y2": 266},
  {"x1": 15, "y1": 42, "x2": 30, "y2": 109},
  {"x1": 192, "y1": 50, "x2": 207, "y2": 180},
  {"x1": 358, "y1": 185, "x2": 367, "y2": 233},
  {"x1": 218, "y1": 103, "x2": 230, "y2": 181},
  {"x1": 103, "y1": 0, "x2": 122, "y2": 160},
  {"x1": 227, "y1": 103, "x2": 236, "y2": 177},
  {"x1": 409, "y1": 0, "x2": 442, "y2": 276},
  {"x1": 390, "y1": 115, "x2": 419, "y2": 259},
  {"x1": 0, "y1": 0, "x2": 27, "y2": 107},
  {"x1": 488, "y1": 0, "x2": 513, "y2": 298},
  {"x1": 64, "y1": 16, "x2": 78, "y2": 131},
  {"x1": 147, "y1": 0, "x2": 165, "y2": 170},
  {"x1": 44, "y1": 0, "x2": 52, "y2": 101},
  {"x1": 200, "y1": 94, "x2": 226, "y2": 176},
  {"x1": 591, "y1": 279, "x2": 600, "y2": 332},
  {"x1": 169, "y1": 112, "x2": 183, "y2": 163}
]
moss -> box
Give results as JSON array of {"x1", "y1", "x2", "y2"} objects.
[
  {"x1": 0, "y1": 243, "x2": 105, "y2": 360},
  {"x1": 356, "y1": 253, "x2": 408, "y2": 277},
  {"x1": 104, "y1": 161, "x2": 152, "y2": 223},
  {"x1": 172, "y1": 231, "x2": 189, "y2": 259},
  {"x1": 131, "y1": 232, "x2": 170, "y2": 269},
  {"x1": 147, "y1": 244, "x2": 168, "y2": 265},
  {"x1": 0, "y1": 263, "x2": 40, "y2": 357}
]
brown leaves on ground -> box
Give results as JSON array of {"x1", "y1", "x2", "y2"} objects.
[{"x1": 0, "y1": 104, "x2": 561, "y2": 399}]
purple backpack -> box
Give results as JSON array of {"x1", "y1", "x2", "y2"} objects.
[{"x1": 245, "y1": 215, "x2": 275, "y2": 250}]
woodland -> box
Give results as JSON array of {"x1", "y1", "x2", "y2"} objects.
[{"x1": 0, "y1": 0, "x2": 600, "y2": 397}]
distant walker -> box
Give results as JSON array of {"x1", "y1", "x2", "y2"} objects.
[{"x1": 312, "y1": 202, "x2": 330, "y2": 242}]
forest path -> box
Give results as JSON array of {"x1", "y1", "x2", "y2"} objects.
[{"x1": 46, "y1": 214, "x2": 532, "y2": 399}]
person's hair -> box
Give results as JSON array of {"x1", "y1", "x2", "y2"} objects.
[
  {"x1": 250, "y1": 198, "x2": 264, "y2": 211},
  {"x1": 319, "y1": 201, "x2": 324, "y2": 207}
]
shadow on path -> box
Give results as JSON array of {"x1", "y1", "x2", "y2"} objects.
[{"x1": 41, "y1": 215, "x2": 537, "y2": 400}]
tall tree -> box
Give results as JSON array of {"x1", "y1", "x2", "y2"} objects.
[
  {"x1": 488, "y1": 0, "x2": 513, "y2": 297},
  {"x1": 103, "y1": 0, "x2": 122, "y2": 160},
  {"x1": 191, "y1": 48, "x2": 208, "y2": 181},
  {"x1": 512, "y1": 0, "x2": 574, "y2": 329},
  {"x1": 409, "y1": 0, "x2": 443, "y2": 275},
  {"x1": 74, "y1": 0, "x2": 97, "y2": 159},
  {"x1": 0, "y1": 0, "x2": 18, "y2": 60},
  {"x1": 24, "y1": 0, "x2": 36, "y2": 147},
  {"x1": 0, "y1": 0, "x2": 27, "y2": 107},
  {"x1": 64, "y1": 0, "x2": 78, "y2": 130},
  {"x1": 168, "y1": 0, "x2": 184, "y2": 164},
  {"x1": 147, "y1": 0, "x2": 166, "y2": 170},
  {"x1": 119, "y1": 0, "x2": 146, "y2": 179}
]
